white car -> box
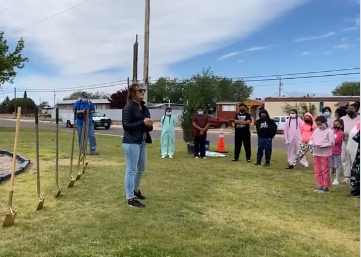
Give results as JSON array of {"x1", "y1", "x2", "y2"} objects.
[
  {"x1": 272, "y1": 116, "x2": 288, "y2": 134},
  {"x1": 65, "y1": 112, "x2": 111, "y2": 130}
]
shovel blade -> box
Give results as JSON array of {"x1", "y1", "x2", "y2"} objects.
[
  {"x1": 75, "y1": 173, "x2": 82, "y2": 180},
  {"x1": 3, "y1": 211, "x2": 17, "y2": 228},
  {"x1": 36, "y1": 198, "x2": 45, "y2": 211},
  {"x1": 55, "y1": 189, "x2": 62, "y2": 198},
  {"x1": 68, "y1": 179, "x2": 76, "y2": 188}
]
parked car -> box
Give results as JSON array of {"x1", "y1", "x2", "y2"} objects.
[
  {"x1": 65, "y1": 112, "x2": 112, "y2": 130},
  {"x1": 272, "y1": 115, "x2": 288, "y2": 134},
  {"x1": 208, "y1": 114, "x2": 230, "y2": 128}
]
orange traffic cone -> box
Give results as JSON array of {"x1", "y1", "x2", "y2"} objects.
[{"x1": 216, "y1": 128, "x2": 228, "y2": 153}]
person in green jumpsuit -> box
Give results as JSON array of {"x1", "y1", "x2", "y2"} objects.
[{"x1": 161, "y1": 107, "x2": 176, "y2": 158}]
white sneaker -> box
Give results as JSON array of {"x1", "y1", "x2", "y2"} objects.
[
  {"x1": 169, "y1": 155, "x2": 173, "y2": 158},
  {"x1": 194, "y1": 156, "x2": 199, "y2": 159},
  {"x1": 161, "y1": 155, "x2": 166, "y2": 158},
  {"x1": 332, "y1": 179, "x2": 340, "y2": 185}
]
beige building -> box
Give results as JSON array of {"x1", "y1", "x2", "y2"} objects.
[
  {"x1": 56, "y1": 99, "x2": 111, "y2": 110},
  {"x1": 264, "y1": 96, "x2": 360, "y2": 118}
]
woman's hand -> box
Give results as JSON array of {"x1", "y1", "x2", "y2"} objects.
[{"x1": 144, "y1": 118, "x2": 153, "y2": 126}]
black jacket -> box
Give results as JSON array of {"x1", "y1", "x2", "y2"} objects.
[
  {"x1": 122, "y1": 100, "x2": 153, "y2": 144},
  {"x1": 256, "y1": 110, "x2": 277, "y2": 138}
]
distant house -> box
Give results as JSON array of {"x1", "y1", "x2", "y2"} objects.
[
  {"x1": 56, "y1": 99, "x2": 111, "y2": 110},
  {"x1": 216, "y1": 99, "x2": 264, "y2": 121}
]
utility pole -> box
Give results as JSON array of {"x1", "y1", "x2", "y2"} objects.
[
  {"x1": 53, "y1": 91, "x2": 56, "y2": 107},
  {"x1": 132, "y1": 34, "x2": 138, "y2": 85},
  {"x1": 143, "y1": 0, "x2": 150, "y2": 104},
  {"x1": 278, "y1": 76, "x2": 283, "y2": 97},
  {"x1": 127, "y1": 77, "x2": 130, "y2": 89}
]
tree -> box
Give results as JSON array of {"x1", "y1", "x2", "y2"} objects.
[
  {"x1": 282, "y1": 102, "x2": 316, "y2": 116},
  {"x1": 148, "y1": 77, "x2": 185, "y2": 104},
  {"x1": 332, "y1": 81, "x2": 360, "y2": 96},
  {"x1": 38, "y1": 101, "x2": 49, "y2": 109},
  {"x1": 108, "y1": 89, "x2": 128, "y2": 109},
  {"x1": 0, "y1": 31, "x2": 29, "y2": 87},
  {"x1": 0, "y1": 96, "x2": 10, "y2": 113},
  {"x1": 23, "y1": 91, "x2": 27, "y2": 98},
  {"x1": 7, "y1": 97, "x2": 36, "y2": 115},
  {"x1": 63, "y1": 91, "x2": 109, "y2": 100},
  {"x1": 231, "y1": 80, "x2": 254, "y2": 102}
]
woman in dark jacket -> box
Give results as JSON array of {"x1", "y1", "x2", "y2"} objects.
[{"x1": 122, "y1": 84, "x2": 153, "y2": 208}]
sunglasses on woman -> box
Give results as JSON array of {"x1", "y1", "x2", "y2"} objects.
[{"x1": 137, "y1": 89, "x2": 146, "y2": 93}]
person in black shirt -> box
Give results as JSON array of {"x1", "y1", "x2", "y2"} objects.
[
  {"x1": 255, "y1": 109, "x2": 277, "y2": 166},
  {"x1": 232, "y1": 104, "x2": 252, "y2": 162}
]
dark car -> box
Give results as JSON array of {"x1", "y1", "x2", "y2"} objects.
[{"x1": 208, "y1": 114, "x2": 230, "y2": 128}]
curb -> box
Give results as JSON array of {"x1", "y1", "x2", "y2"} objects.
[{"x1": 0, "y1": 150, "x2": 31, "y2": 183}]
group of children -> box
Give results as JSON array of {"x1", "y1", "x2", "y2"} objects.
[{"x1": 284, "y1": 102, "x2": 360, "y2": 196}]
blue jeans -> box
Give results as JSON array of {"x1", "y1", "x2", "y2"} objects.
[
  {"x1": 76, "y1": 121, "x2": 96, "y2": 153},
  {"x1": 257, "y1": 138, "x2": 273, "y2": 164},
  {"x1": 123, "y1": 143, "x2": 147, "y2": 199}
]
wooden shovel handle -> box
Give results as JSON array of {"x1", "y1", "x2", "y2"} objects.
[{"x1": 9, "y1": 107, "x2": 21, "y2": 191}]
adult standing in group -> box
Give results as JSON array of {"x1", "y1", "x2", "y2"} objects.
[
  {"x1": 160, "y1": 107, "x2": 176, "y2": 158},
  {"x1": 322, "y1": 106, "x2": 334, "y2": 128},
  {"x1": 284, "y1": 109, "x2": 305, "y2": 166},
  {"x1": 232, "y1": 104, "x2": 252, "y2": 162},
  {"x1": 192, "y1": 106, "x2": 209, "y2": 159},
  {"x1": 122, "y1": 84, "x2": 153, "y2": 208},
  {"x1": 73, "y1": 92, "x2": 98, "y2": 155},
  {"x1": 341, "y1": 102, "x2": 360, "y2": 182}
]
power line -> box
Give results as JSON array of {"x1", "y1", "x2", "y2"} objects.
[
  {"x1": 0, "y1": 0, "x2": 26, "y2": 13},
  {"x1": 241, "y1": 72, "x2": 360, "y2": 82},
  {"x1": 10, "y1": 0, "x2": 92, "y2": 34}
]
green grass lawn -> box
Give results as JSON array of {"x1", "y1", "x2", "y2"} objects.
[{"x1": 0, "y1": 127, "x2": 359, "y2": 257}]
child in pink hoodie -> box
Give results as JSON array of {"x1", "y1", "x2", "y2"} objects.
[
  {"x1": 287, "y1": 112, "x2": 317, "y2": 169},
  {"x1": 329, "y1": 119, "x2": 344, "y2": 185},
  {"x1": 309, "y1": 116, "x2": 335, "y2": 193}
]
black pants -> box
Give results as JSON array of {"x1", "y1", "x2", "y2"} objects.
[
  {"x1": 256, "y1": 138, "x2": 273, "y2": 164},
  {"x1": 234, "y1": 132, "x2": 251, "y2": 160},
  {"x1": 194, "y1": 135, "x2": 206, "y2": 158}
]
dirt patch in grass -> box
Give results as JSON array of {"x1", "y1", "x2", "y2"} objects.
[{"x1": 0, "y1": 128, "x2": 359, "y2": 257}]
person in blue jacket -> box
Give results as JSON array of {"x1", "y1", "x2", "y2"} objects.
[
  {"x1": 73, "y1": 92, "x2": 98, "y2": 155},
  {"x1": 160, "y1": 107, "x2": 176, "y2": 158}
]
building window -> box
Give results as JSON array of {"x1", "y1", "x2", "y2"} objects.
[{"x1": 221, "y1": 105, "x2": 236, "y2": 112}]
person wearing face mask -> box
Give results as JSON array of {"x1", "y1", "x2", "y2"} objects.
[
  {"x1": 232, "y1": 104, "x2": 252, "y2": 162},
  {"x1": 334, "y1": 107, "x2": 347, "y2": 119},
  {"x1": 329, "y1": 119, "x2": 344, "y2": 185},
  {"x1": 284, "y1": 109, "x2": 306, "y2": 166},
  {"x1": 349, "y1": 128, "x2": 360, "y2": 197},
  {"x1": 255, "y1": 109, "x2": 277, "y2": 166},
  {"x1": 322, "y1": 106, "x2": 334, "y2": 128},
  {"x1": 308, "y1": 116, "x2": 335, "y2": 193},
  {"x1": 286, "y1": 112, "x2": 317, "y2": 169},
  {"x1": 340, "y1": 103, "x2": 360, "y2": 182},
  {"x1": 73, "y1": 91, "x2": 98, "y2": 155},
  {"x1": 192, "y1": 106, "x2": 209, "y2": 159},
  {"x1": 160, "y1": 107, "x2": 176, "y2": 158}
]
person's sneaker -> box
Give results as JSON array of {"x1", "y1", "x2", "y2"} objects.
[
  {"x1": 127, "y1": 199, "x2": 145, "y2": 208},
  {"x1": 231, "y1": 159, "x2": 238, "y2": 162},
  {"x1": 314, "y1": 187, "x2": 323, "y2": 193},
  {"x1": 169, "y1": 155, "x2": 173, "y2": 158},
  {"x1": 161, "y1": 155, "x2": 166, "y2": 158},
  {"x1": 194, "y1": 156, "x2": 199, "y2": 159},
  {"x1": 264, "y1": 163, "x2": 270, "y2": 166},
  {"x1": 90, "y1": 152, "x2": 99, "y2": 155},
  {"x1": 255, "y1": 162, "x2": 261, "y2": 165},
  {"x1": 201, "y1": 157, "x2": 207, "y2": 159},
  {"x1": 286, "y1": 164, "x2": 294, "y2": 169},
  {"x1": 348, "y1": 190, "x2": 360, "y2": 198},
  {"x1": 332, "y1": 179, "x2": 340, "y2": 185},
  {"x1": 134, "y1": 190, "x2": 146, "y2": 200},
  {"x1": 247, "y1": 159, "x2": 251, "y2": 162},
  {"x1": 318, "y1": 187, "x2": 329, "y2": 194}
]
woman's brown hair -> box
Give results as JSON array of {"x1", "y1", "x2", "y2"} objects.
[{"x1": 127, "y1": 83, "x2": 139, "y2": 102}]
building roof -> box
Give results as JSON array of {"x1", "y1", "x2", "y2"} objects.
[
  {"x1": 265, "y1": 96, "x2": 360, "y2": 102},
  {"x1": 216, "y1": 99, "x2": 264, "y2": 105},
  {"x1": 57, "y1": 99, "x2": 110, "y2": 105}
]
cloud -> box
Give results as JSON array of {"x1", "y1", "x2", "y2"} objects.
[
  {"x1": 302, "y1": 51, "x2": 309, "y2": 55},
  {"x1": 241, "y1": 45, "x2": 272, "y2": 52},
  {"x1": 342, "y1": 15, "x2": 360, "y2": 31},
  {"x1": 218, "y1": 51, "x2": 240, "y2": 60},
  {"x1": 322, "y1": 51, "x2": 332, "y2": 54},
  {"x1": 334, "y1": 44, "x2": 350, "y2": 49},
  {"x1": 294, "y1": 32, "x2": 336, "y2": 42},
  {"x1": 0, "y1": 0, "x2": 308, "y2": 100},
  {"x1": 341, "y1": 37, "x2": 348, "y2": 41},
  {"x1": 237, "y1": 59, "x2": 244, "y2": 63}
]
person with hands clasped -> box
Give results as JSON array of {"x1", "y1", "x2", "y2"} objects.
[
  {"x1": 122, "y1": 84, "x2": 153, "y2": 208},
  {"x1": 308, "y1": 116, "x2": 335, "y2": 194},
  {"x1": 160, "y1": 107, "x2": 176, "y2": 158},
  {"x1": 73, "y1": 91, "x2": 98, "y2": 155},
  {"x1": 284, "y1": 109, "x2": 305, "y2": 166},
  {"x1": 192, "y1": 106, "x2": 209, "y2": 159},
  {"x1": 232, "y1": 104, "x2": 252, "y2": 162},
  {"x1": 329, "y1": 119, "x2": 344, "y2": 185}
]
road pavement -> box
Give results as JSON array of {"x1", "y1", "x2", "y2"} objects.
[{"x1": 0, "y1": 118, "x2": 287, "y2": 151}]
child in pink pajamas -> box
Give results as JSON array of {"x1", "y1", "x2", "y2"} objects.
[{"x1": 309, "y1": 116, "x2": 335, "y2": 193}]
